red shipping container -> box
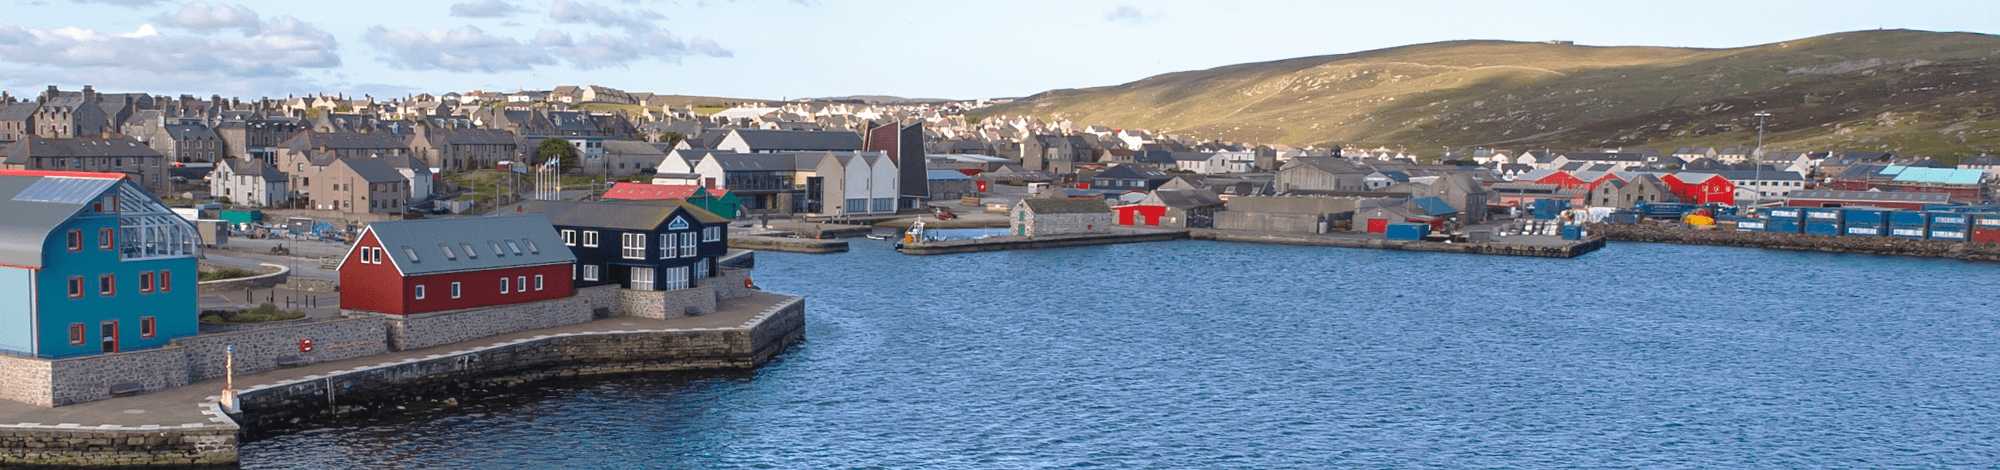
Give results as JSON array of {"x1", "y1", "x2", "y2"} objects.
[{"x1": 1972, "y1": 228, "x2": 2000, "y2": 244}]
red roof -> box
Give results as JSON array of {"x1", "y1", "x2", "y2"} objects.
[
  {"x1": 602, "y1": 182, "x2": 705, "y2": 200},
  {"x1": 0, "y1": 170, "x2": 128, "y2": 179}
]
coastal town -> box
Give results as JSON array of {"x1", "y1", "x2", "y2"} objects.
[{"x1": 0, "y1": 79, "x2": 1996, "y2": 466}]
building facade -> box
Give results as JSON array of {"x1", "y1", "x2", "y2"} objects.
[
  {"x1": 337, "y1": 215, "x2": 575, "y2": 315},
  {"x1": 520, "y1": 200, "x2": 730, "y2": 291}
]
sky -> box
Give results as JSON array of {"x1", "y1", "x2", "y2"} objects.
[{"x1": 0, "y1": 0, "x2": 1994, "y2": 101}]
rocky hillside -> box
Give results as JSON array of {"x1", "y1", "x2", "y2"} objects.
[{"x1": 977, "y1": 29, "x2": 2000, "y2": 159}]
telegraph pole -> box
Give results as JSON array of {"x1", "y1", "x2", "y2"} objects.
[{"x1": 1752, "y1": 111, "x2": 1771, "y2": 207}]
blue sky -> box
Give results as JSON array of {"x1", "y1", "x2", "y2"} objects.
[{"x1": 1, "y1": 0, "x2": 1994, "y2": 101}]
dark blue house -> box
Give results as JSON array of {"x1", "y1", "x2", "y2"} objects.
[
  {"x1": 1090, "y1": 165, "x2": 1173, "y2": 191},
  {"x1": 520, "y1": 199, "x2": 729, "y2": 291}
]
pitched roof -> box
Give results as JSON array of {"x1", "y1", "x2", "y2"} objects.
[
  {"x1": 335, "y1": 158, "x2": 406, "y2": 183},
  {"x1": 602, "y1": 182, "x2": 706, "y2": 200},
  {"x1": 602, "y1": 140, "x2": 666, "y2": 155},
  {"x1": 0, "y1": 171, "x2": 154, "y2": 268},
  {"x1": 1, "y1": 136, "x2": 161, "y2": 164},
  {"x1": 924, "y1": 169, "x2": 971, "y2": 180},
  {"x1": 727, "y1": 129, "x2": 863, "y2": 151},
  {"x1": 357, "y1": 215, "x2": 574, "y2": 276},
  {"x1": 519, "y1": 199, "x2": 727, "y2": 231},
  {"x1": 1144, "y1": 188, "x2": 1223, "y2": 208},
  {"x1": 1784, "y1": 189, "x2": 1951, "y2": 203},
  {"x1": 1021, "y1": 197, "x2": 1111, "y2": 214}
]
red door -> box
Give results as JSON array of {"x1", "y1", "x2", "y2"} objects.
[
  {"x1": 1366, "y1": 219, "x2": 1388, "y2": 233},
  {"x1": 100, "y1": 321, "x2": 119, "y2": 353}
]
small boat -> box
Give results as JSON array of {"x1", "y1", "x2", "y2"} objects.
[{"x1": 865, "y1": 233, "x2": 888, "y2": 240}]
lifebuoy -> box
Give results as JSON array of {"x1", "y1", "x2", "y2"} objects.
[
  {"x1": 299, "y1": 338, "x2": 314, "y2": 353},
  {"x1": 743, "y1": 278, "x2": 759, "y2": 290}
]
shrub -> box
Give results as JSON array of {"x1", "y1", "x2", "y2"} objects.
[
  {"x1": 199, "y1": 303, "x2": 306, "y2": 323},
  {"x1": 199, "y1": 267, "x2": 257, "y2": 282}
]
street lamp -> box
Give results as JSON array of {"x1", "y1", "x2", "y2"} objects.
[{"x1": 1752, "y1": 111, "x2": 1771, "y2": 207}]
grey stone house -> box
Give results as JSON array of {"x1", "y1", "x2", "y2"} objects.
[{"x1": 1010, "y1": 197, "x2": 1113, "y2": 237}]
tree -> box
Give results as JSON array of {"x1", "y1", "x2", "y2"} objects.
[
  {"x1": 534, "y1": 138, "x2": 579, "y2": 171},
  {"x1": 659, "y1": 132, "x2": 685, "y2": 146}
]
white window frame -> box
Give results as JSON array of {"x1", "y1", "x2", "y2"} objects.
[
  {"x1": 414, "y1": 284, "x2": 426, "y2": 300},
  {"x1": 631, "y1": 266, "x2": 656, "y2": 291},
  {"x1": 662, "y1": 233, "x2": 678, "y2": 259},
  {"x1": 703, "y1": 226, "x2": 720, "y2": 242},
  {"x1": 622, "y1": 232, "x2": 646, "y2": 259},
  {"x1": 582, "y1": 231, "x2": 599, "y2": 247},
  {"x1": 663, "y1": 266, "x2": 689, "y2": 290},
  {"x1": 535, "y1": 275, "x2": 544, "y2": 291},
  {"x1": 681, "y1": 232, "x2": 697, "y2": 256},
  {"x1": 583, "y1": 264, "x2": 600, "y2": 281},
  {"x1": 517, "y1": 276, "x2": 527, "y2": 292},
  {"x1": 500, "y1": 277, "x2": 510, "y2": 294},
  {"x1": 694, "y1": 258, "x2": 709, "y2": 283},
  {"x1": 451, "y1": 282, "x2": 461, "y2": 299},
  {"x1": 561, "y1": 229, "x2": 576, "y2": 246}
]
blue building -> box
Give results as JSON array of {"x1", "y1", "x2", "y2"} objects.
[{"x1": 0, "y1": 170, "x2": 200, "y2": 358}]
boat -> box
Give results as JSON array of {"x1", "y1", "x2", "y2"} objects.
[{"x1": 865, "y1": 233, "x2": 888, "y2": 240}]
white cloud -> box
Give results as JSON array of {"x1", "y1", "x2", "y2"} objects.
[
  {"x1": 69, "y1": 0, "x2": 163, "y2": 8},
  {"x1": 0, "y1": 16, "x2": 339, "y2": 96},
  {"x1": 450, "y1": 0, "x2": 522, "y2": 18},
  {"x1": 365, "y1": 25, "x2": 555, "y2": 73},
  {"x1": 1104, "y1": 5, "x2": 1156, "y2": 25},
  {"x1": 155, "y1": 1, "x2": 261, "y2": 34},
  {"x1": 549, "y1": 0, "x2": 663, "y2": 34}
]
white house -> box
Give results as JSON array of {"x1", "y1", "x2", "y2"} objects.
[{"x1": 207, "y1": 159, "x2": 288, "y2": 207}]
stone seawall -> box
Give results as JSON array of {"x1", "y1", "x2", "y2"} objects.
[
  {"x1": 620, "y1": 286, "x2": 716, "y2": 319},
  {"x1": 730, "y1": 235, "x2": 849, "y2": 253},
  {"x1": 0, "y1": 354, "x2": 54, "y2": 408},
  {"x1": 233, "y1": 295, "x2": 806, "y2": 430},
  {"x1": 176, "y1": 317, "x2": 389, "y2": 384},
  {"x1": 0, "y1": 403, "x2": 239, "y2": 467},
  {"x1": 1591, "y1": 223, "x2": 2000, "y2": 262},
  {"x1": 377, "y1": 285, "x2": 616, "y2": 351}
]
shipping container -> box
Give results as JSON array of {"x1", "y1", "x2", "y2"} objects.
[
  {"x1": 1845, "y1": 225, "x2": 1885, "y2": 237},
  {"x1": 1608, "y1": 212, "x2": 1640, "y2": 224},
  {"x1": 1972, "y1": 228, "x2": 2000, "y2": 244},
  {"x1": 1842, "y1": 208, "x2": 1893, "y2": 227},
  {"x1": 1766, "y1": 207, "x2": 1805, "y2": 220},
  {"x1": 1889, "y1": 211, "x2": 1928, "y2": 226},
  {"x1": 1385, "y1": 222, "x2": 1431, "y2": 241},
  {"x1": 1805, "y1": 222, "x2": 1842, "y2": 236},
  {"x1": 1736, "y1": 219, "x2": 1767, "y2": 231},
  {"x1": 1765, "y1": 220, "x2": 1803, "y2": 233},
  {"x1": 1927, "y1": 212, "x2": 1973, "y2": 229},
  {"x1": 1467, "y1": 230, "x2": 1492, "y2": 242},
  {"x1": 1977, "y1": 214, "x2": 2000, "y2": 230},
  {"x1": 1560, "y1": 225, "x2": 1583, "y2": 240},
  {"x1": 1929, "y1": 229, "x2": 1968, "y2": 241},
  {"x1": 1803, "y1": 208, "x2": 1844, "y2": 223},
  {"x1": 1890, "y1": 226, "x2": 1928, "y2": 239}
]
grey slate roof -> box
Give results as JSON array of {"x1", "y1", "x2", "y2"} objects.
[
  {"x1": 1021, "y1": 197, "x2": 1111, "y2": 214},
  {"x1": 519, "y1": 199, "x2": 727, "y2": 231},
  {"x1": 0, "y1": 173, "x2": 120, "y2": 268},
  {"x1": 1, "y1": 136, "x2": 162, "y2": 164},
  {"x1": 337, "y1": 158, "x2": 406, "y2": 183},
  {"x1": 602, "y1": 140, "x2": 665, "y2": 155},
  {"x1": 729, "y1": 129, "x2": 863, "y2": 151},
  {"x1": 1147, "y1": 189, "x2": 1223, "y2": 209},
  {"x1": 357, "y1": 215, "x2": 574, "y2": 276}
]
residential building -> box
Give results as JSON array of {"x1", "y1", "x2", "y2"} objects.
[
  {"x1": 1089, "y1": 164, "x2": 1173, "y2": 191},
  {"x1": 713, "y1": 129, "x2": 865, "y2": 153},
  {"x1": 307, "y1": 158, "x2": 407, "y2": 214},
  {"x1": 206, "y1": 159, "x2": 288, "y2": 207},
  {"x1": 520, "y1": 200, "x2": 730, "y2": 291},
  {"x1": 0, "y1": 136, "x2": 170, "y2": 191}
]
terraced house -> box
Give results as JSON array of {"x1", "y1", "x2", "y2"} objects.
[
  {"x1": 0, "y1": 136, "x2": 170, "y2": 191},
  {"x1": 0, "y1": 170, "x2": 199, "y2": 359}
]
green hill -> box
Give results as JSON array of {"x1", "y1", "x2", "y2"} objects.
[{"x1": 978, "y1": 29, "x2": 2000, "y2": 159}]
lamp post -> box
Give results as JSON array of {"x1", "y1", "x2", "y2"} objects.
[{"x1": 1752, "y1": 111, "x2": 1771, "y2": 207}]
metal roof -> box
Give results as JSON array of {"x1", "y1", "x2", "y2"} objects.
[
  {"x1": 924, "y1": 170, "x2": 971, "y2": 180},
  {"x1": 520, "y1": 199, "x2": 728, "y2": 231},
  {"x1": 0, "y1": 173, "x2": 126, "y2": 268},
  {"x1": 1783, "y1": 190, "x2": 1953, "y2": 203},
  {"x1": 1021, "y1": 197, "x2": 1111, "y2": 214},
  {"x1": 1889, "y1": 167, "x2": 1984, "y2": 185},
  {"x1": 355, "y1": 215, "x2": 575, "y2": 277},
  {"x1": 1410, "y1": 196, "x2": 1459, "y2": 216}
]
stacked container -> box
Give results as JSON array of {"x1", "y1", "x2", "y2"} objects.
[
  {"x1": 1735, "y1": 219, "x2": 1767, "y2": 231},
  {"x1": 1802, "y1": 208, "x2": 1844, "y2": 236},
  {"x1": 1764, "y1": 207, "x2": 1804, "y2": 234},
  {"x1": 1842, "y1": 208, "x2": 1893, "y2": 237},
  {"x1": 1927, "y1": 212, "x2": 1972, "y2": 241},
  {"x1": 1560, "y1": 225, "x2": 1584, "y2": 240},
  {"x1": 1973, "y1": 214, "x2": 2000, "y2": 243},
  {"x1": 1889, "y1": 210, "x2": 1929, "y2": 239},
  {"x1": 1385, "y1": 222, "x2": 1431, "y2": 240}
]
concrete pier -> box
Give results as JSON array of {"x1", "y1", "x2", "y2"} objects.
[{"x1": 1192, "y1": 229, "x2": 1605, "y2": 259}]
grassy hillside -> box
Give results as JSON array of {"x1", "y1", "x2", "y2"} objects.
[{"x1": 978, "y1": 29, "x2": 2000, "y2": 158}]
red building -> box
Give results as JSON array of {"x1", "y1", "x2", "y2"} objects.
[
  {"x1": 338, "y1": 215, "x2": 575, "y2": 315},
  {"x1": 1660, "y1": 173, "x2": 1736, "y2": 205},
  {"x1": 1114, "y1": 205, "x2": 1167, "y2": 226}
]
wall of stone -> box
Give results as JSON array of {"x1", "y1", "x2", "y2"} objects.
[
  {"x1": 45, "y1": 348, "x2": 190, "y2": 407},
  {"x1": 577, "y1": 284, "x2": 623, "y2": 318},
  {"x1": 233, "y1": 295, "x2": 807, "y2": 429},
  {"x1": 707, "y1": 267, "x2": 754, "y2": 300},
  {"x1": 0, "y1": 354, "x2": 53, "y2": 408},
  {"x1": 1024, "y1": 212, "x2": 1114, "y2": 237},
  {"x1": 379, "y1": 292, "x2": 597, "y2": 352},
  {"x1": 198, "y1": 317, "x2": 314, "y2": 335},
  {"x1": 619, "y1": 286, "x2": 717, "y2": 319},
  {"x1": 175, "y1": 316, "x2": 388, "y2": 383},
  {"x1": 0, "y1": 421, "x2": 238, "y2": 467}
]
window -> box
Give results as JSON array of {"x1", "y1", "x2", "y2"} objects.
[
  {"x1": 846, "y1": 198, "x2": 867, "y2": 212},
  {"x1": 415, "y1": 284, "x2": 426, "y2": 300},
  {"x1": 69, "y1": 323, "x2": 85, "y2": 346},
  {"x1": 522, "y1": 239, "x2": 539, "y2": 254},
  {"x1": 441, "y1": 243, "x2": 457, "y2": 260},
  {"x1": 630, "y1": 267, "x2": 655, "y2": 291},
  {"x1": 517, "y1": 276, "x2": 527, "y2": 292},
  {"x1": 376, "y1": 247, "x2": 387, "y2": 263},
  {"x1": 506, "y1": 241, "x2": 521, "y2": 255},
  {"x1": 159, "y1": 270, "x2": 171, "y2": 292},
  {"x1": 68, "y1": 276, "x2": 83, "y2": 298},
  {"x1": 873, "y1": 198, "x2": 894, "y2": 212},
  {"x1": 583, "y1": 265, "x2": 600, "y2": 281},
  {"x1": 535, "y1": 275, "x2": 544, "y2": 291},
  {"x1": 461, "y1": 242, "x2": 478, "y2": 258},
  {"x1": 139, "y1": 272, "x2": 154, "y2": 293},
  {"x1": 500, "y1": 277, "x2": 511, "y2": 294},
  {"x1": 562, "y1": 230, "x2": 577, "y2": 246},
  {"x1": 703, "y1": 226, "x2": 721, "y2": 242},
  {"x1": 583, "y1": 231, "x2": 599, "y2": 247},
  {"x1": 98, "y1": 228, "x2": 114, "y2": 250},
  {"x1": 451, "y1": 282, "x2": 462, "y2": 299},
  {"x1": 361, "y1": 246, "x2": 374, "y2": 264},
  {"x1": 662, "y1": 233, "x2": 678, "y2": 259},
  {"x1": 622, "y1": 233, "x2": 646, "y2": 259},
  {"x1": 694, "y1": 258, "x2": 710, "y2": 282},
  {"x1": 99, "y1": 274, "x2": 115, "y2": 296},
  {"x1": 491, "y1": 241, "x2": 506, "y2": 257},
  {"x1": 682, "y1": 232, "x2": 697, "y2": 256},
  {"x1": 67, "y1": 229, "x2": 81, "y2": 251},
  {"x1": 663, "y1": 266, "x2": 689, "y2": 290},
  {"x1": 140, "y1": 317, "x2": 155, "y2": 339}
]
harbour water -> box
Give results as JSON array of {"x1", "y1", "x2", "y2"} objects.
[{"x1": 243, "y1": 240, "x2": 2000, "y2": 468}]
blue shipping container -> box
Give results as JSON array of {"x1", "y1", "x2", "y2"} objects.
[
  {"x1": 1890, "y1": 226, "x2": 1928, "y2": 239},
  {"x1": 1560, "y1": 225, "x2": 1583, "y2": 240},
  {"x1": 1928, "y1": 212, "x2": 1972, "y2": 228},
  {"x1": 1930, "y1": 228, "x2": 1968, "y2": 241},
  {"x1": 1766, "y1": 220, "x2": 1803, "y2": 233},
  {"x1": 1766, "y1": 207, "x2": 1805, "y2": 220},
  {"x1": 1805, "y1": 222, "x2": 1841, "y2": 236},
  {"x1": 1976, "y1": 214, "x2": 2000, "y2": 229},
  {"x1": 1845, "y1": 224, "x2": 1886, "y2": 237},
  {"x1": 1736, "y1": 220, "x2": 1767, "y2": 231},
  {"x1": 1803, "y1": 208, "x2": 1844, "y2": 222},
  {"x1": 1385, "y1": 223, "x2": 1430, "y2": 240},
  {"x1": 1889, "y1": 211, "x2": 1928, "y2": 226},
  {"x1": 1843, "y1": 208, "x2": 1893, "y2": 227}
]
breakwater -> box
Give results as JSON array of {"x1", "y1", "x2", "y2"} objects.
[
  {"x1": 897, "y1": 230, "x2": 1189, "y2": 255},
  {"x1": 1591, "y1": 222, "x2": 2000, "y2": 262},
  {"x1": 1191, "y1": 230, "x2": 1605, "y2": 258},
  {"x1": 729, "y1": 235, "x2": 849, "y2": 254}
]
